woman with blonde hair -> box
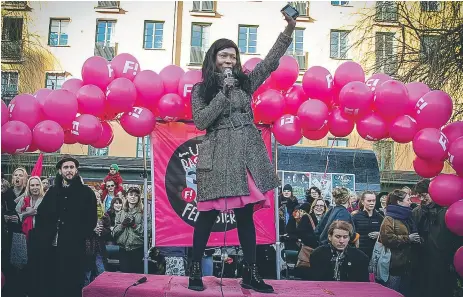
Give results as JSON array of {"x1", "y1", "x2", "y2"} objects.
[
  {"x1": 16, "y1": 176, "x2": 44, "y2": 239},
  {"x1": 11, "y1": 168, "x2": 28, "y2": 203}
]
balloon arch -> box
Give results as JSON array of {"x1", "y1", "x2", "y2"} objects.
[{"x1": 2, "y1": 53, "x2": 463, "y2": 275}]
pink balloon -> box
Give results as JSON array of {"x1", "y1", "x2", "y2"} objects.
[
  {"x1": 413, "y1": 157, "x2": 444, "y2": 178},
  {"x1": 284, "y1": 85, "x2": 308, "y2": 115},
  {"x1": 110, "y1": 53, "x2": 140, "y2": 81},
  {"x1": 297, "y1": 99, "x2": 329, "y2": 131},
  {"x1": 374, "y1": 80, "x2": 409, "y2": 120},
  {"x1": 1, "y1": 121, "x2": 32, "y2": 153},
  {"x1": 329, "y1": 108, "x2": 354, "y2": 137},
  {"x1": 81, "y1": 56, "x2": 115, "y2": 91},
  {"x1": 302, "y1": 66, "x2": 333, "y2": 104},
  {"x1": 62, "y1": 78, "x2": 84, "y2": 95},
  {"x1": 133, "y1": 70, "x2": 164, "y2": 112},
  {"x1": 26, "y1": 141, "x2": 38, "y2": 153},
  {"x1": 76, "y1": 85, "x2": 105, "y2": 116},
  {"x1": 442, "y1": 121, "x2": 463, "y2": 145},
  {"x1": 334, "y1": 61, "x2": 365, "y2": 91},
  {"x1": 413, "y1": 128, "x2": 449, "y2": 161},
  {"x1": 302, "y1": 123, "x2": 329, "y2": 141},
  {"x1": 445, "y1": 200, "x2": 463, "y2": 236},
  {"x1": 243, "y1": 57, "x2": 262, "y2": 74},
  {"x1": 157, "y1": 93, "x2": 185, "y2": 121},
  {"x1": 454, "y1": 247, "x2": 463, "y2": 278},
  {"x1": 91, "y1": 121, "x2": 114, "y2": 148},
  {"x1": 1, "y1": 100, "x2": 8, "y2": 126},
  {"x1": 405, "y1": 82, "x2": 430, "y2": 115},
  {"x1": 71, "y1": 114, "x2": 103, "y2": 145},
  {"x1": 253, "y1": 89, "x2": 285, "y2": 124},
  {"x1": 43, "y1": 89, "x2": 78, "y2": 129},
  {"x1": 106, "y1": 78, "x2": 137, "y2": 114},
  {"x1": 339, "y1": 81, "x2": 373, "y2": 119},
  {"x1": 272, "y1": 115, "x2": 302, "y2": 146},
  {"x1": 415, "y1": 90, "x2": 453, "y2": 129},
  {"x1": 34, "y1": 88, "x2": 53, "y2": 109},
  {"x1": 33, "y1": 120, "x2": 64, "y2": 153},
  {"x1": 271, "y1": 56, "x2": 299, "y2": 91},
  {"x1": 357, "y1": 113, "x2": 388, "y2": 141},
  {"x1": 63, "y1": 129, "x2": 77, "y2": 145},
  {"x1": 365, "y1": 73, "x2": 391, "y2": 92},
  {"x1": 120, "y1": 106, "x2": 156, "y2": 137},
  {"x1": 389, "y1": 115, "x2": 418, "y2": 143},
  {"x1": 448, "y1": 137, "x2": 463, "y2": 176},
  {"x1": 9, "y1": 94, "x2": 42, "y2": 129},
  {"x1": 429, "y1": 174, "x2": 463, "y2": 207},
  {"x1": 253, "y1": 78, "x2": 274, "y2": 98},
  {"x1": 178, "y1": 70, "x2": 202, "y2": 101},
  {"x1": 160, "y1": 65, "x2": 185, "y2": 94}
]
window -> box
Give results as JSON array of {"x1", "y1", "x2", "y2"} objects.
[
  {"x1": 420, "y1": 34, "x2": 439, "y2": 61},
  {"x1": 49, "y1": 19, "x2": 69, "y2": 46},
  {"x1": 192, "y1": 1, "x2": 214, "y2": 12},
  {"x1": 375, "y1": 1, "x2": 398, "y2": 22},
  {"x1": 95, "y1": 20, "x2": 116, "y2": 60},
  {"x1": 289, "y1": 2, "x2": 309, "y2": 16},
  {"x1": 373, "y1": 141, "x2": 394, "y2": 171},
  {"x1": 144, "y1": 21, "x2": 164, "y2": 49},
  {"x1": 286, "y1": 28, "x2": 306, "y2": 69},
  {"x1": 137, "y1": 136, "x2": 151, "y2": 158},
  {"x1": 330, "y1": 30, "x2": 349, "y2": 59},
  {"x1": 1, "y1": 17, "x2": 23, "y2": 61},
  {"x1": 88, "y1": 146, "x2": 109, "y2": 156},
  {"x1": 97, "y1": 1, "x2": 120, "y2": 8},
  {"x1": 238, "y1": 26, "x2": 257, "y2": 54},
  {"x1": 45, "y1": 73, "x2": 66, "y2": 90},
  {"x1": 328, "y1": 138, "x2": 348, "y2": 147},
  {"x1": 190, "y1": 23, "x2": 210, "y2": 64},
  {"x1": 421, "y1": 1, "x2": 440, "y2": 11},
  {"x1": 331, "y1": 1, "x2": 349, "y2": 6},
  {"x1": 375, "y1": 32, "x2": 396, "y2": 75},
  {"x1": 1, "y1": 71, "x2": 18, "y2": 105}
]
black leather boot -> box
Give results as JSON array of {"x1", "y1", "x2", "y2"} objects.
[
  {"x1": 188, "y1": 261, "x2": 204, "y2": 291},
  {"x1": 240, "y1": 262, "x2": 274, "y2": 293}
]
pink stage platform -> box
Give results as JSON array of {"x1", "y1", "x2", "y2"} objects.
[{"x1": 83, "y1": 272, "x2": 403, "y2": 297}]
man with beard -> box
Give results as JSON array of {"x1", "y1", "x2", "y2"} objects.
[{"x1": 32, "y1": 155, "x2": 97, "y2": 297}]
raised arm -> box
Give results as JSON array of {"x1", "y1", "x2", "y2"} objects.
[{"x1": 191, "y1": 84, "x2": 229, "y2": 131}]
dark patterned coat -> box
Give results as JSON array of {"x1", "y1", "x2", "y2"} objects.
[{"x1": 192, "y1": 33, "x2": 292, "y2": 202}]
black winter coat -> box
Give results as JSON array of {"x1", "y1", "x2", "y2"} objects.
[
  {"x1": 286, "y1": 212, "x2": 319, "y2": 248},
  {"x1": 352, "y1": 210, "x2": 384, "y2": 258}
]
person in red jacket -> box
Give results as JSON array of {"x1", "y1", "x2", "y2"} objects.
[{"x1": 100, "y1": 164, "x2": 123, "y2": 203}]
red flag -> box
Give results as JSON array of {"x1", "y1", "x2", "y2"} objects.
[{"x1": 31, "y1": 153, "x2": 43, "y2": 177}]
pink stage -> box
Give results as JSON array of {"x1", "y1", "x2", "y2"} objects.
[{"x1": 83, "y1": 272, "x2": 403, "y2": 297}]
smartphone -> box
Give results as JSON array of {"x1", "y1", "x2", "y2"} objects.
[{"x1": 281, "y1": 4, "x2": 299, "y2": 20}]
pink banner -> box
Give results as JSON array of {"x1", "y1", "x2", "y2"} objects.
[{"x1": 152, "y1": 122, "x2": 276, "y2": 247}]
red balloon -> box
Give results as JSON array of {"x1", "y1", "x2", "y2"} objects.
[
  {"x1": 297, "y1": 99, "x2": 329, "y2": 131},
  {"x1": 178, "y1": 70, "x2": 202, "y2": 101},
  {"x1": 413, "y1": 128, "x2": 449, "y2": 161},
  {"x1": 415, "y1": 90, "x2": 453, "y2": 129},
  {"x1": 334, "y1": 61, "x2": 365, "y2": 92},
  {"x1": 71, "y1": 114, "x2": 103, "y2": 145},
  {"x1": 445, "y1": 200, "x2": 463, "y2": 236},
  {"x1": 374, "y1": 80, "x2": 409, "y2": 120},
  {"x1": 110, "y1": 53, "x2": 140, "y2": 81},
  {"x1": 1, "y1": 121, "x2": 32, "y2": 153},
  {"x1": 339, "y1": 81, "x2": 373, "y2": 119},
  {"x1": 284, "y1": 85, "x2": 308, "y2": 115},
  {"x1": 357, "y1": 113, "x2": 388, "y2": 141},
  {"x1": 43, "y1": 89, "x2": 78, "y2": 129},
  {"x1": 160, "y1": 65, "x2": 185, "y2": 94},
  {"x1": 405, "y1": 82, "x2": 430, "y2": 116},
  {"x1": 302, "y1": 66, "x2": 333, "y2": 104},
  {"x1": 243, "y1": 57, "x2": 262, "y2": 74},
  {"x1": 1, "y1": 100, "x2": 8, "y2": 126},
  {"x1": 328, "y1": 108, "x2": 354, "y2": 137},
  {"x1": 389, "y1": 115, "x2": 418, "y2": 143},
  {"x1": 365, "y1": 73, "x2": 391, "y2": 92},
  {"x1": 413, "y1": 157, "x2": 444, "y2": 178},
  {"x1": 76, "y1": 85, "x2": 106, "y2": 116},
  {"x1": 34, "y1": 88, "x2": 53, "y2": 109},
  {"x1": 26, "y1": 141, "x2": 38, "y2": 153},
  {"x1": 183, "y1": 100, "x2": 193, "y2": 120},
  {"x1": 106, "y1": 78, "x2": 137, "y2": 114},
  {"x1": 272, "y1": 115, "x2": 302, "y2": 146},
  {"x1": 81, "y1": 56, "x2": 115, "y2": 91},
  {"x1": 9, "y1": 94, "x2": 42, "y2": 129},
  {"x1": 33, "y1": 120, "x2": 64, "y2": 153},
  {"x1": 448, "y1": 137, "x2": 463, "y2": 176},
  {"x1": 429, "y1": 174, "x2": 463, "y2": 207},
  {"x1": 91, "y1": 121, "x2": 114, "y2": 148},
  {"x1": 63, "y1": 129, "x2": 77, "y2": 145},
  {"x1": 62, "y1": 78, "x2": 84, "y2": 95},
  {"x1": 253, "y1": 78, "x2": 274, "y2": 98},
  {"x1": 442, "y1": 121, "x2": 463, "y2": 145},
  {"x1": 271, "y1": 56, "x2": 299, "y2": 91},
  {"x1": 157, "y1": 93, "x2": 185, "y2": 121},
  {"x1": 120, "y1": 106, "x2": 156, "y2": 137},
  {"x1": 133, "y1": 70, "x2": 165, "y2": 112},
  {"x1": 302, "y1": 123, "x2": 329, "y2": 141},
  {"x1": 253, "y1": 89, "x2": 285, "y2": 124},
  {"x1": 454, "y1": 246, "x2": 463, "y2": 279}
]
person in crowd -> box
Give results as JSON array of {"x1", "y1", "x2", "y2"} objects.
[
  {"x1": 32, "y1": 155, "x2": 97, "y2": 297},
  {"x1": 305, "y1": 186, "x2": 321, "y2": 207},
  {"x1": 41, "y1": 178, "x2": 50, "y2": 193},
  {"x1": 375, "y1": 191, "x2": 388, "y2": 216},
  {"x1": 315, "y1": 187, "x2": 355, "y2": 245},
  {"x1": 347, "y1": 192, "x2": 360, "y2": 213},
  {"x1": 94, "y1": 190, "x2": 105, "y2": 219},
  {"x1": 106, "y1": 197, "x2": 123, "y2": 228},
  {"x1": 188, "y1": 9, "x2": 295, "y2": 293},
  {"x1": 310, "y1": 197, "x2": 328, "y2": 223},
  {"x1": 380, "y1": 189, "x2": 420, "y2": 296},
  {"x1": 310, "y1": 221, "x2": 369, "y2": 282},
  {"x1": 103, "y1": 197, "x2": 123, "y2": 271},
  {"x1": 279, "y1": 184, "x2": 299, "y2": 221},
  {"x1": 352, "y1": 191, "x2": 384, "y2": 258},
  {"x1": 102, "y1": 180, "x2": 120, "y2": 213},
  {"x1": 15, "y1": 176, "x2": 44, "y2": 240},
  {"x1": 100, "y1": 164, "x2": 123, "y2": 200},
  {"x1": 411, "y1": 179, "x2": 462, "y2": 297},
  {"x1": 11, "y1": 168, "x2": 28, "y2": 204},
  {"x1": 113, "y1": 187, "x2": 144, "y2": 273}
]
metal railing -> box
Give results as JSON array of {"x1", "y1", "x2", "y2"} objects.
[
  {"x1": 94, "y1": 42, "x2": 117, "y2": 61},
  {"x1": 1, "y1": 40, "x2": 23, "y2": 62}
]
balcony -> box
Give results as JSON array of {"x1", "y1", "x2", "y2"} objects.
[
  {"x1": 1, "y1": 1, "x2": 30, "y2": 10},
  {"x1": 287, "y1": 51, "x2": 308, "y2": 70},
  {"x1": 1, "y1": 40, "x2": 23, "y2": 63},
  {"x1": 94, "y1": 42, "x2": 117, "y2": 61},
  {"x1": 190, "y1": 46, "x2": 206, "y2": 65},
  {"x1": 95, "y1": 1, "x2": 121, "y2": 13}
]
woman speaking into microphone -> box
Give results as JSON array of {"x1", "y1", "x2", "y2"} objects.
[{"x1": 188, "y1": 10, "x2": 296, "y2": 293}]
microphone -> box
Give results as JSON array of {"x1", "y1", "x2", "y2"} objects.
[
  {"x1": 224, "y1": 68, "x2": 233, "y2": 78},
  {"x1": 133, "y1": 276, "x2": 147, "y2": 286}
]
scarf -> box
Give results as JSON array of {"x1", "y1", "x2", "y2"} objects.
[
  {"x1": 386, "y1": 204, "x2": 417, "y2": 233},
  {"x1": 20, "y1": 197, "x2": 34, "y2": 240},
  {"x1": 329, "y1": 244, "x2": 346, "y2": 281}
]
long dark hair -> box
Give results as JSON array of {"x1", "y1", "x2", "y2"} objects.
[{"x1": 196, "y1": 38, "x2": 251, "y2": 104}]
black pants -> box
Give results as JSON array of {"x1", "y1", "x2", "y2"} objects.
[
  {"x1": 192, "y1": 203, "x2": 256, "y2": 263},
  {"x1": 119, "y1": 247, "x2": 144, "y2": 273}
]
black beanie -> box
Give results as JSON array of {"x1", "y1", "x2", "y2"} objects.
[{"x1": 283, "y1": 184, "x2": 293, "y2": 192}]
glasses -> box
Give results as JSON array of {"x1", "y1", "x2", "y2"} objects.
[{"x1": 315, "y1": 205, "x2": 324, "y2": 208}]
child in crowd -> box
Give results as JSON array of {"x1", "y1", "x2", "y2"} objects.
[{"x1": 100, "y1": 164, "x2": 123, "y2": 202}]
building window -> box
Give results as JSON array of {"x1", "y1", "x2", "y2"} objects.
[
  {"x1": 238, "y1": 26, "x2": 257, "y2": 54},
  {"x1": 330, "y1": 30, "x2": 349, "y2": 59},
  {"x1": 420, "y1": 34, "x2": 439, "y2": 61},
  {"x1": 421, "y1": 1, "x2": 440, "y2": 12},
  {"x1": 88, "y1": 146, "x2": 109, "y2": 156},
  {"x1": 96, "y1": 1, "x2": 120, "y2": 8},
  {"x1": 48, "y1": 19, "x2": 69, "y2": 46},
  {"x1": 286, "y1": 28, "x2": 306, "y2": 69},
  {"x1": 190, "y1": 23, "x2": 210, "y2": 64},
  {"x1": 137, "y1": 136, "x2": 151, "y2": 158},
  {"x1": 95, "y1": 20, "x2": 116, "y2": 60},
  {"x1": 331, "y1": 1, "x2": 349, "y2": 6},
  {"x1": 45, "y1": 73, "x2": 66, "y2": 90},
  {"x1": 375, "y1": 32, "x2": 396, "y2": 75},
  {"x1": 375, "y1": 1, "x2": 398, "y2": 22},
  {"x1": 289, "y1": 2, "x2": 309, "y2": 16},
  {"x1": 1, "y1": 17, "x2": 23, "y2": 61},
  {"x1": 1, "y1": 71, "x2": 19, "y2": 105},
  {"x1": 328, "y1": 137, "x2": 348, "y2": 147},
  {"x1": 192, "y1": 1, "x2": 214, "y2": 12},
  {"x1": 373, "y1": 141, "x2": 394, "y2": 171},
  {"x1": 144, "y1": 21, "x2": 163, "y2": 49}
]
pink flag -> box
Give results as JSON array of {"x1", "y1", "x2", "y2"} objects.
[{"x1": 31, "y1": 153, "x2": 43, "y2": 177}]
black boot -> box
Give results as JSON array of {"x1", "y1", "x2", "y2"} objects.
[
  {"x1": 188, "y1": 261, "x2": 204, "y2": 291},
  {"x1": 240, "y1": 262, "x2": 274, "y2": 293}
]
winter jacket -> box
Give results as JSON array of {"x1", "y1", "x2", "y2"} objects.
[
  {"x1": 315, "y1": 205, "x2": 355, "y2": 245},
  {"x1": 100, "y1": 172, "x2": 124, "y2": 202},
  {"x1": 113, "y1": 208, "x2": 143, "y2": 251},
  {"x1": 352, "y1": 210, "x2": 384, "y2": 258},
  {"x1": 286, "y1": 212, "x2": 319, "y2": 248}
]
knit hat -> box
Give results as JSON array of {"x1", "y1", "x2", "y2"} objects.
[
  {"x1": 110, "y1": 164, "x2": 119, "y2": 172},
  {"x1": 283, "y1": 184, "x2": 293, "y2": 192}
]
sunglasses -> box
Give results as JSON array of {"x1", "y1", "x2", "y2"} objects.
[{"x1": 107, "y1": 185, "x2": 115, "y2": 188}]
